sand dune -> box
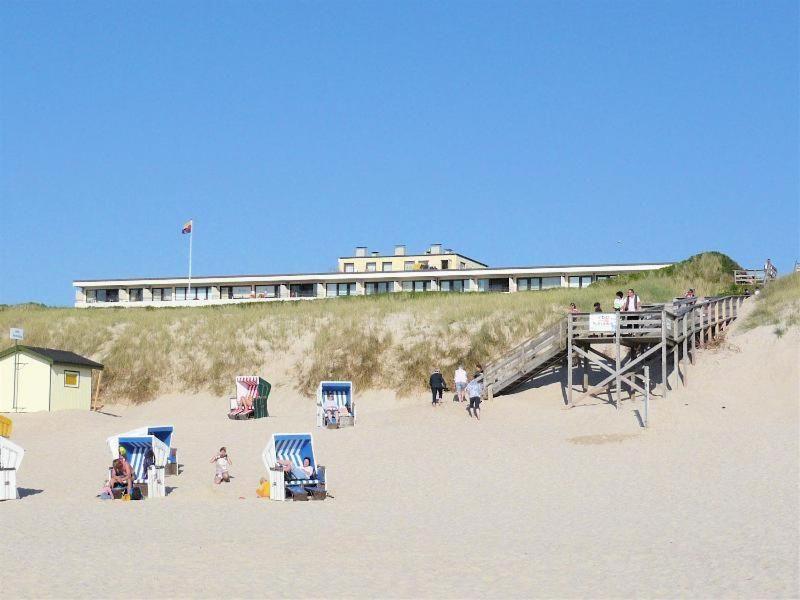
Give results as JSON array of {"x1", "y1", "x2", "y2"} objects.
[{"x1": 3, "y1": 312, "x2": 798, "y2": 598}]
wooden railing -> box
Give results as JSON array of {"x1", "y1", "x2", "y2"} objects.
[
  {"x1": 483, "y1": 319, "x2": 566, "y2": 398},
  {"x1": 483, "y1": 294, "x2": 748, "y2": 400}
]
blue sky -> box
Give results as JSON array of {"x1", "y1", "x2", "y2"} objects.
[{"x1": 1, "y1": 1, "x2": 797, "y2": 306}]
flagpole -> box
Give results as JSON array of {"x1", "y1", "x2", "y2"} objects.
[{"x1": 188, "y1": 220, "x2": 193, "y2": 301}]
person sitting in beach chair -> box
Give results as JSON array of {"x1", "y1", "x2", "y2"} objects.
[
  {"x1": 276, "y1": 457, "x2": 314, "y2": 481},
  {"x1": 108, "y1": 458, "x2": 133, "y2": 496},
  {"x1": 323, "y1": 392, "x2": 340, "y2": 425}
]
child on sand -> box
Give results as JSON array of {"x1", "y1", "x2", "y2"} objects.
[{"x1": 211, "y1": 447, "x2": 232, "y2": 484}]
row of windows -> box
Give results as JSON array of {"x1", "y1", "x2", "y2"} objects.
[
  {"x1": 85, "y1": 275, "x2": 615, "y2": 302},
  {"x1": 344, "y1": 260, "x2": 468, "y2": 273}
]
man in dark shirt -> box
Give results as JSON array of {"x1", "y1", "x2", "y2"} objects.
[{"x1": 429, "y1": 368, "x2": 446, "y2": 406}]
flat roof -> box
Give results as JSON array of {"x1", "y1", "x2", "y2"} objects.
[
  {"x1": 338, "y1": 252, "x2": 489, "y2": 266},
  {"x1": 73, "y1": 261, "x2": 674, "y2": 285}
]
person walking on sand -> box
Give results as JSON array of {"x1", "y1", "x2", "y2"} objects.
[
  {"x1": 211, "y1": 447, "x2": 232, "y2": 484},
  {"x1": 454, "y1": 365, "x2": 468, "y2": 402},
  {"x1": 466, "y1": 374, "x2": 484, "y2": 421},
  {"x1": 569, "y1": 303, "x2": 579, "y2": 314},
  {"x1": 429, "y1": 368, "x2": 445, "y2": 406},
  {"x1": 593, "y1": 302, "x2": 602, "y2": 312}
]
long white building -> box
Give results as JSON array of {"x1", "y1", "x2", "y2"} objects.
[{"x1": 72, "y1": 243, "x2": 672, "y2": 308}]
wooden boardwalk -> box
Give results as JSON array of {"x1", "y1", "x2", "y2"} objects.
[{"x1": 483, "y1": 295, "x2": 748, "y2": 408}]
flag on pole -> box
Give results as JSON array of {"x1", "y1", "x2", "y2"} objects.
[{"x1": 181, "y1": 220, "x2": 193, "y2": 234}]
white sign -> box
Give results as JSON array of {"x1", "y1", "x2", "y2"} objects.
[
  {"x1": 589, "y1": 313, "x2": 617, "y2": 333},
  {"x1": 10, "y1": 328, "x2": 24, "y2": 341}
]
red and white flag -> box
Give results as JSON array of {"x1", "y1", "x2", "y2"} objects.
[{"x1": 181, "y1": 219, "x2": 193, "y2": 234}]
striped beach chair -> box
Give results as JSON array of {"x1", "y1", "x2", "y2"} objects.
[
  {"x1": 108, "y1": 435, "x2": 169, "y2": 499},
  {"x1": 228, "y1": 376, "x2": 271, "y2": 420},
  {"x1": 262, "y1": 433, "x2": 326, "y2": 501},
  {"x1": 316, "y1": 381, "x2": 355, "y2": 428},
  {"x1": 0, "y1": 436, "x2": 24, "y2": 501},
  {"x1": 107, "y1": 425, "x2": 178, "y2": 475}
]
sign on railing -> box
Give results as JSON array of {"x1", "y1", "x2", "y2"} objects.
[{"x1": 589, "y1": 313, "x2": 617, "y2": 333}]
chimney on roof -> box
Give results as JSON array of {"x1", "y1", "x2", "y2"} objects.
[
  {"x1": 355, "y1": 246, "x2": 367, "y2": 257},
  {"x1": 371, "y1": 251, "x2": 380, "y2": 257},
  {"x1": 430, "y1": 243, "x2": 442, "y2": 255},
  {"x1": 394, "y1": 245, "x2": 406, "y2": 256}
]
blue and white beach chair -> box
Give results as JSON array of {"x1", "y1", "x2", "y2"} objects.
[
  {"x1": 0, "y1": 436, "x2": 24, "y2": 501},
  {"x1": 106, "y1": 433, "x2": 169, "y2": 498},
  {"x1": 262, "y1": 433, "x2": 327, "y2": 501},
  {"x1": 107, "y1": 425, "x2": 178, "y2": 475},
  {"x1": 316, "y1": 381, "x2": 355, "y2": 428}
]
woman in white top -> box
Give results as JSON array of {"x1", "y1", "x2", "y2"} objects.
[{"x1": 211, "y1": 447, "x2": 232, "y2": 484}]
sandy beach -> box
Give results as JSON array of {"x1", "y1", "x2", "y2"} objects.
[{"x1": 3, "y1": 314, "x2": 798, "y2": 598}]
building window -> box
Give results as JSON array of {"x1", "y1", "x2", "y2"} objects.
[
  {"x1": 86, "y1": 289, "x2": 96, "y2": 303},
  {"x1": 152, "y1": 288, "x2": 173, "y2": 301},
  {"x1": 541, "y1": 277, "x2": 561, "y2": 289},
  {"x1": 365, "y1": 282, "x2": 391, "y2": 295},
  {"x1": 326, "y1": 283, "x2": 356, "y2": 297},
  {"x1": 289, "y1": 284, "x2": 315, "y2": 298},
  {"x1": 401, "y1": 281, "x2": 412, "y2": 292},
  {"x1": 404, "y1": 261, "x2": 414, "y2": 271},
  {"x1": 413, "y1": 280, "x2": 429, "y2": 292},
  {"x1": 568, "y1": 276, "x2": 593, "y2": 289},
  {"x1": 441, "y1": 279, "x2": 466, "y2": 292},
  {"x1": 344, "y1": 263, "x2": 355, "y2": 273},
  {"x1": 441, "y1": 260, "x2": 450, "y2": 270},
  {"x1": 381, "y1": 262, "x2": 392, "y2": 272},
  {"x1": 64, "y1": 370, "x2": 79, "y2": 388},
  {"x1": 460, "y1": 262, "x2": 467, "y2": 269},
  {"x1": 595, "y1": 275, "x2": 613, "y2": 281},
  {"x1": 366, "y1": 262, "x2": 377, "y2": 272},
  {"x1": 478, "y1": 278, "x2": 509, "y2": 293},
  {"x1": 175, "y1": 287, "x2": 187, "y2": 301},
  {"x1": 255, "y1": 285, "x2": 279, "y2": 298},
  {"x1": 96, "y1": 289, "x2": 119, "y2": 303},
  {"x1": 191, "y1": 286, "x2": 209, "y2": 300},
  {"x1": 231, "y1": 286, "x2": 253, "y2": 299},
  {"x1": 128, "y1": 288, "x2": 143, "y2": 302}
]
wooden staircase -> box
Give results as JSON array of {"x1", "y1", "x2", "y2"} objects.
[{"x1": 483, "y1": 319, "x2": 568, "y2": 399}]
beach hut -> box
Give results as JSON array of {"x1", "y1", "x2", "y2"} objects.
[
  {"x1": 0, "y1": 419, "x2": 23, "y2": 501},
  {"x1": 262, "y1": 433, "x2": 327, "y2": 501},
  {"x1": 107, "y1": 425, "x2": 178, "y2": 475},
  {"x1": 0, "y1": 345, "x2": 103, "y2": 413},
  {"x1": 316, "y1": 381, "x2": 355, "y2": 428},
  {"x1": 106, "y1": 433, "x2": 169, "y2": 499},
  {"x1": 228, "y1": 376, "x2": 271, "y2": 420}
]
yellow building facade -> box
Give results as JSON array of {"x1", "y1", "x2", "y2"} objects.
[
  {"x1": 337, "y1": 244, "x2": 487, "y2": 274},
  {"x1": 0, "y1": 346, "x2": 103, "y2": 413}
]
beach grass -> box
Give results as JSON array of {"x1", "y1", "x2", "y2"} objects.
[
  {"x1": 741, "y1": 272, "x2": 800, "y2": 337},
  {"x1": 0, "y1": 252, "x2": 742, "y2": 402}
]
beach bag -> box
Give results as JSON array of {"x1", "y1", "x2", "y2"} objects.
[
  {"x1": 131, "y1": 487, "x2": 143, "y2": 501},
  {"x1": 256, "y1": 480, "x2": 270, "y2": 498}
]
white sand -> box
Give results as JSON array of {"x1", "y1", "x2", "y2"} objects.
[{"x1": 3, "y1": 317, "x2": 798, "y2": 598}]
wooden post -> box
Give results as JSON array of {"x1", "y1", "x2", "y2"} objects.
[
  {"x1": 682, "y1": 314, "x2": 688, "y2": 386},
  {"x1": 92, "y1": 370, "x2": 103, "y2": 411},
  {"x1": 690, "y1": 306, "x2": 696, "y2": 362},
  {"x1": 582, "y1": 349, "x2": 589, "y2": 392},
  {"x1": 567, "y1": 313, "x2": 573, "y2": 407},
  {"x1": 673, "y1": 337, "x2": 679, "y2": 388},
  {"x1": 615, "y1": 315, "x2": 621, "y2": 409},
  {"x1": 661, "y1": 310, "x2": 667, "y2": 399},
  {"x1": 699, "y1": 305, "x2": 705, "y2": 346}
]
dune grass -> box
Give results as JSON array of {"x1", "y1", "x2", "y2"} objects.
[
  {"x1": 741, "y1": 272, "x2": 800, "y2": 337},
  {"x1": 0, "y1": 252, "x2": 742, "y2": 403}
]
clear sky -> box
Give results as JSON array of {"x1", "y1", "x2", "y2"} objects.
[{"x1": 1, "y1": 1, "x2": 797, "y2": 306}]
